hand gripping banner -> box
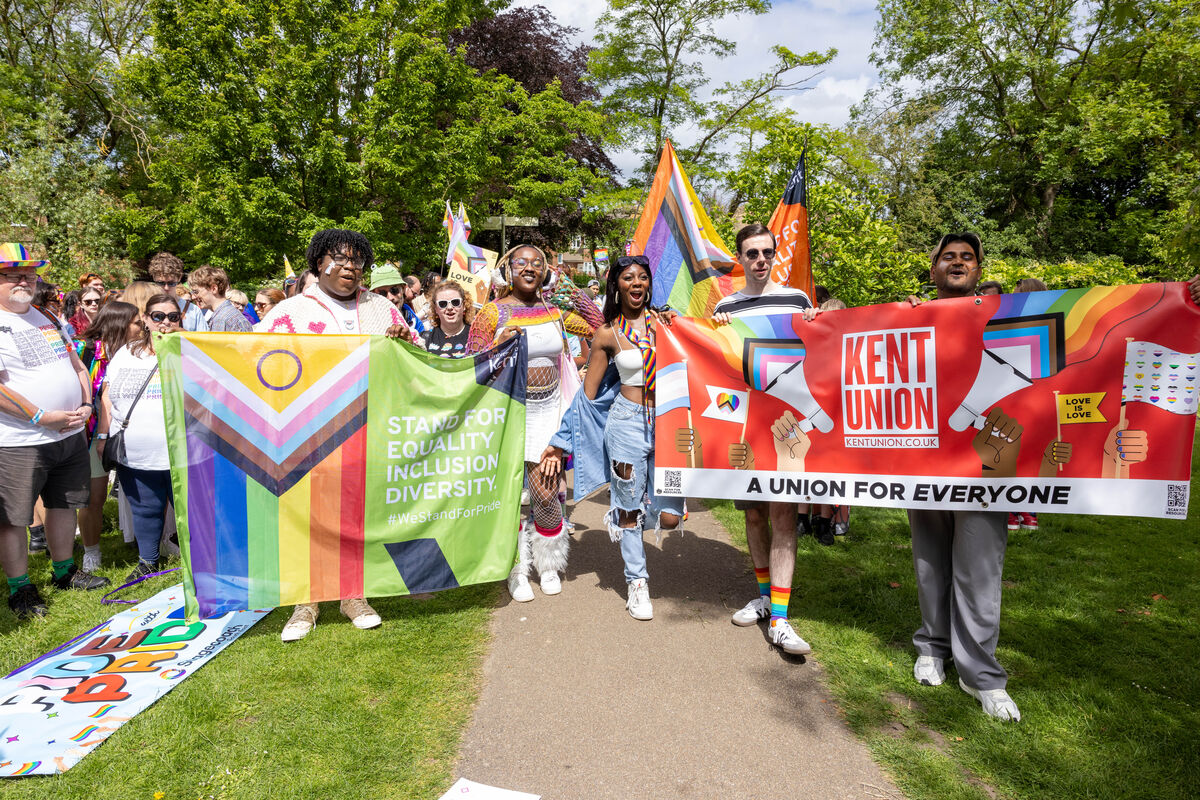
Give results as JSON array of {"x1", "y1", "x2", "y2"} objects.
[
  {"x1": 653, "y1": 283, "x2": 1200, "y2": 518},
  {"x1": 160, "y1": 333, "x2": 527, "y2": 618}
]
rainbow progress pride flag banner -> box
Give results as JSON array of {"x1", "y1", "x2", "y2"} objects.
[
  {"x1": 160, "y1": 332, "x2": 527, "y2": 619},
  {"x1": 654, "y1": 283, "x2": 1200, "y2": 517}
]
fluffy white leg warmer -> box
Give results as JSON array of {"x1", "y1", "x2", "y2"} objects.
[{"x1": 531, "y1": 522, "x2": 570, "y2": 576}]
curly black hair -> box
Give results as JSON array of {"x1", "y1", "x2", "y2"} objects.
[{"x1": 305, "y1": 229, "x2": 374, "y2": 275}]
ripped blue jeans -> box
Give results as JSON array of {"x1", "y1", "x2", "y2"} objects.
[{"x1": 604, "y1": 394, "x2": 684, "y2": 582}]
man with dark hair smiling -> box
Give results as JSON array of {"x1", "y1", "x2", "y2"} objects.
[{"x1": 254, "y1": 228, "x2": 416, "y2": 641}]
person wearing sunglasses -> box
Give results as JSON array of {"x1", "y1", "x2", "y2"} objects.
[
  {"x1": 704, "y1": 223, "x2": 816, "y2": 657},
  {"x1": 467, "y1": 245, "x2": 604, "y2": 602},
  {"x1": 96, "y1": 293, "x2": 183, "y2": 583},
  {"x1": 424, "y1": 281, "x2": 473, "y2": 358},
  {"x1": 367, "y1": 263, "x2": 426, "y2": 336},
  {"x1": 148, "y1": 252, "x2": 208, "y2": 332},
  {"x1": 254, "y1": 288, "x2": 285, "y2": 318},
  {"x1": 68, "y1": 287, "x2": 105, "y2": 338}
]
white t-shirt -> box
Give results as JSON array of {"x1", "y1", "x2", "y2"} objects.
[
  {"x1": 104, "y1": 345, "x2": 169, "y2": 470},
  {"x1": 0, "y1": 306, "x2": 84, "y2": 445},
  {"x1": 713, "y1": 283, "x2": 813, "y2": 318},
  {"x1": 315, "y1": 286, "x2": 360, "y2": 333}
]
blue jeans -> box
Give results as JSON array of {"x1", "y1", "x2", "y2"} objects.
[
  {"x1": 603, "y1": 394, "x2": 684, "y2": 582},
  {"x1": 116, "y1": 465, "x2": 173, "y2": 564}
]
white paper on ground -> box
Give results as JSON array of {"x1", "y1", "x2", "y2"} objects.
[{"x1": 438, "y1": 778, "x2": 540, "y2": 800}]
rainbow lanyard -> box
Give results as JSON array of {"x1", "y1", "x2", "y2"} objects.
[{"x1": 617, "y1": 315, "x2": 656, "y2": 393}]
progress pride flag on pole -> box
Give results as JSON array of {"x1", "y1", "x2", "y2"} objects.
[{"x1": 654, "y1": 283, "x2": 1200, "y2": 518}]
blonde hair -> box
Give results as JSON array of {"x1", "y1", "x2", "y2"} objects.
[{"x1": 121, "y1": 281, "x2": 161, "y2": 317}]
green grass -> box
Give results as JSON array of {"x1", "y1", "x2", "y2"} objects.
[
  {"x1": 2, "y1": 506, "x2": 499, "y2": 800},
  {"x1": 711, "y1": 427, "x2": 1200, "y2": 800}
]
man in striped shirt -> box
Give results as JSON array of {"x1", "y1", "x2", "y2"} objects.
[{"x1": 714, "y1": 223, "x2": 814, "y2": 657}]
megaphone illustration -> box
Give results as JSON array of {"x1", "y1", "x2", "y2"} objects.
[
  {"x1": 765, "y1": 359, "x2": 834, "y2": 434},
  {"x1": 949, "y1": 350, "x2": 1033, "y2": 431}
]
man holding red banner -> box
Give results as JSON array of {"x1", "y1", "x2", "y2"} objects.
[{"x1": 709, "y1": 223, "x2": 815, "y2": 657}]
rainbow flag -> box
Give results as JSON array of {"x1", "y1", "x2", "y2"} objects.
[
  {"x1": 445, "y1": 201, "x2": 485, "y2": 274},
  {"x1": 630, "y1": 140, "x2": 743, "y2": 316},
  {"x1": 160, "y1": 332, "x2": 528, "y2": 618}
]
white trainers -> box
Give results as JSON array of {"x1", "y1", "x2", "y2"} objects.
[
  {"x1": 959, "y1": 678, "x2": 1021, "y2": 721},
  {"x1": 281, "y1": 603, "x2": 319, "y2": 642},
  {"x1": 340, "y1": 597, "x2": 382, "y2": 630},
  {"x1": 914, "y1": 655, "x2": 946, "y2": 686},
  {"x1": 731, "y1": 595, "x2": 770, "y2": 626},
  {"x1": 768, "y1": 619, "x2": 812, "y2": 655},
  {"x1": 509, "y1": 572, "x2": 534, "y2": 602},
  {"x1": 539, "y1": 571, "x2": 562, "y2": 595},
  {"x1": 626, "y1": 579, "x2": 653, "y2": 620}
]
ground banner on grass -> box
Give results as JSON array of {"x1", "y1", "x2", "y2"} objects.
[
  {"x1": 654, "y1": 283, "x2": 1200, "y2": 517},
  {"x1": 630, "y1": 139, "x2": 743, "y2": 316},
  {"x1": 160, "y1": 332, "x2": 527, "y2": 619},
  {"x1": 0, "y1": 584, "x2": 268, "y2": 776}
]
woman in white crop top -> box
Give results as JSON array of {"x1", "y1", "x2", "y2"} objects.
[{"x1": 540, "y1": 255, "x2": 684, "y2": 621}]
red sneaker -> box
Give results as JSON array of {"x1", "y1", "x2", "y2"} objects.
[
  {"x1": 1020, "y1": 513, "x2": 1038, "y2": 532},
  {"x1": 1007, "y1": 513, "x2": 1021, "y2": 532}
]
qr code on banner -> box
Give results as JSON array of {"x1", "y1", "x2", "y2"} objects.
[
  {"x1": 660, "y1": 469, "x2": 683, "y2": 495},
  {"x1": 1165, "y1": 484, "x2": 1188, "y2": 517}
]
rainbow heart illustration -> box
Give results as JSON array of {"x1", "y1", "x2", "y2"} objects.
[{"x1": 716, "y1": 393, "x2": 741, "y2": 412}]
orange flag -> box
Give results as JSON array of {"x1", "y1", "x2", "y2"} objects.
[{"x1": 767, "y1": 150, "x2": 814, "y2": 300}]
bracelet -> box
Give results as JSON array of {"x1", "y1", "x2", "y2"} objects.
[
  {"x1": 95, "y1": 433, "x2": 109, "y2": 440},
  {"x1": 80, "y1": 401, "x2": 94, "y2": 409},
  {"x1": 30, "y1": 408, "x2": 44, "y2": 425}
]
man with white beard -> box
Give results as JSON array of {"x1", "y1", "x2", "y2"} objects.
[{"x1": 0, "y1": 244, "x2": 109, "y2": 620}]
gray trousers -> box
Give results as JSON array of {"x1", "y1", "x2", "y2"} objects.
[{"x1": 908, "y1": 509, "x2": 1008, "y2": 690}]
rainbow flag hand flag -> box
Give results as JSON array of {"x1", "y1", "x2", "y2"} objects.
[
  {"x1": 631, "y1": 139, "x2": 744, "y2": 316},
  {"x1": 160, "y1": 332, "x2": 528, "y2": 619}
]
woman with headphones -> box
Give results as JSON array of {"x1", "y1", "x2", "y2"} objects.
[{"x1": 467, "y1": 245, "x2": 603, "y2": 602}]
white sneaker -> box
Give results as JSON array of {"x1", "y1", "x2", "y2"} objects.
[
  {"x1": 768, "y1": 619, "x2": 812, "y2": 655},
  {"x1": 509, "y1": 572, "x2": 534, "y2": 602},
  {"x1": 340, "y1": 598, "x2": 382, "y2": 629},
  {"x1": 731, "y1": 595, "x2": 770, "y2": 626},
  {"x1": 914, "y1": 655, "x2": 945, "y2": 686},
  {"x1": 281, "y1": 603, "x2": 319, "y2": 642},
  {"x1": 540, "y1": 571, "x2": 562, "y2": 595},
  {"x1": 959, "y1": 678, "x2": 1021, "y2": 721},
  {"x1": 626, "y1": 579, "x2": 653, "y2": 620}
]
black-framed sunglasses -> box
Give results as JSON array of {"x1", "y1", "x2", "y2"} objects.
[
  {"x1": 741, "y1": 248, "x2": 775, "y2": 261},
  {"x1": 254, "y1": 302, "x2": 269, "y2": 310},
  {"x1": 148, "y1": 311, "x2": 182, "y2": 323},
  {"x1": 156, "y1": 280, "x2": 179, "y2": 290},
  {"x1": 616, "y1": 255, "x2": 650, "y2": 269},
  {"x1": 436, "y1": 298, "x2": 462, "y2": 309},
  {"x1": 81, "y1": 298, "x2": 101, "y2": 306}
]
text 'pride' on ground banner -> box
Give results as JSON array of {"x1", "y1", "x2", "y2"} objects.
[
  {"x1": 159, "y1": 332, "x2": 528, "y2": 619},
  {"x1": 653, "y1": 283, "x2": 1200, "y2": 518}
]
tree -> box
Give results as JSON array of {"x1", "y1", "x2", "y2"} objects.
[
  {"x1": 115, "y1": 0, "x2": 609, "y2": 282},
  {"x1": 870, "y1": 0, "x2": 1200, "y2": 271},
  {"x1": 589, "y1": 0, "x2": 833, "y2": 182}
]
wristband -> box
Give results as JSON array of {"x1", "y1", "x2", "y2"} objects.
[
  {"x1": 95, "y1": 433, "x2": 109, "y2": 440},
  {"x1": 81, "y1": 401, "x2": 94, "y2": 409},
  {"x1": 30, "y1": 408, "x2": 44, "y2": 425}
]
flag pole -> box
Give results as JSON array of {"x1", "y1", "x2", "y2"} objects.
[{"x1": 1052, "y1": 390, "x2": 1063, "y2": 472}]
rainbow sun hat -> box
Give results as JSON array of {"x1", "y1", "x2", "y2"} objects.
[{"x1": 0, "y1": 243, "x2": 49, "y2": 274}]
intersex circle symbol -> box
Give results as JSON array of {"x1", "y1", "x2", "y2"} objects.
[{"x1": 257, "y1": 349, "x2": 302, "y2": 391}]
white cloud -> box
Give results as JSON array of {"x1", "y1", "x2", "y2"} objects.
[{"x1": 513, "y1": 0, "x2": 883, "y2": 177}]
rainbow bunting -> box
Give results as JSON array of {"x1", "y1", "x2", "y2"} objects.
[{"x1": 630, "y1": 140, "x2": 743, "y2": 316}]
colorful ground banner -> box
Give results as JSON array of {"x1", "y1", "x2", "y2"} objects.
[
  {"x1": 0, "y1": 585, "x2": 268, "y2": 776},
  {"x1": 630, "y1": 139, "x2": 744, "y2": 316},
  {"x1": 766, "y1": 150, "x2": 814, "y2": 300},
  {"x1": 160, "y1": 333, "x2": 527, "y2": 618},
  {"x1": 654, "y1": 283, "x2": 1200, "y2": 517}
]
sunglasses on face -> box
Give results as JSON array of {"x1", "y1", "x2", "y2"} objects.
[
  {"x1": 149, "y1": 311, "x2": 182, "y2": 323},
  {"x1": 436, "y1": 298, "x2": 462, "y2": 309},
  {"x1": 156, "y1": 280, "x2": 179, "y2": 290},
  {"x1": 741, "y1": 248, "x2": 775, "y2": 261},
  {"x1": 82, "y1": 298, "x2": 101, "y2": 306},
  {"x1": 254, "y1": 302, "x2": 268, "y2": 310}
]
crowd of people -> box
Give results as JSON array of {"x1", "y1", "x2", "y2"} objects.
[{"x1": 3, "y1": 229, "x2": 1198, "y2": 727}]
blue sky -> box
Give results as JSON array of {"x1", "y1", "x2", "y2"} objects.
[{"x1": 515, "y1": 0, "x2": 882, "y2": 174}]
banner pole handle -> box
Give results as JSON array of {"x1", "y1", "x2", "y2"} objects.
[
  {"x1": 1053, "y1": 390, "x2": 1063, "y2": 472},
  {"x1": 1117, "y1": 401, "x2": 1128, "y2": 480},
  {"x1": 686, "y1": 408, "x2": 696, "y2": 469}
]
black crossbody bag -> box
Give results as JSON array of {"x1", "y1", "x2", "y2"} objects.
[{"x1": 101, "y1": 366, "x2": 158, "y2": 473}]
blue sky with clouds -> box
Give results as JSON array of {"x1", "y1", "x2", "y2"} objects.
[{"x1": 515, "y1": 0, "x2": 882, "y2": 174}]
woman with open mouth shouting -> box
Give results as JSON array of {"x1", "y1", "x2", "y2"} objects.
[
  {"x1": 467, "y1": 244, "x2": 603, "y2": 602},
  {"x1": 537, "y1": 255, "x2": 682, "y2": 620}
]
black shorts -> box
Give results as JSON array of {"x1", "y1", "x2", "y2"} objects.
[
  {"x1": 733, "y1": 498, "x2": 767, "y2": 511},
  {"x1": 0, "y1": 432, "x2": 90, "y2": 527}
]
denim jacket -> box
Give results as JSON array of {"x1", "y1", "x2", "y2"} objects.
[{"x1": 549, "y1": 364, "x2": 620, "y2": 500}]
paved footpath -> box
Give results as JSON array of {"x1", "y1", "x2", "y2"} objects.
[{"x1": 455, "y1": 493, "x2": 904, "y2": 799}]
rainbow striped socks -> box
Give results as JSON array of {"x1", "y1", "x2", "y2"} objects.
[
  {"x1": 755, "y1": 567, "x2": 770, "y2": 599},
  {"x1": 770, "y1": 585, "x2": 790, "y2": 622}
]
